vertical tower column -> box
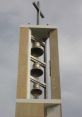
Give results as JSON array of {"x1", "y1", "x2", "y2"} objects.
[
  {"x1": 15, "y1": 27, "x2": 45, "y2": 117},
  {"x1": 16, "y1": 27, "x2": 31, "y2": 99},
  {"x1": 50, "y1": 29, "x2": 61, "y2": 99},
  {"x1": 46, "y1": 29, "x2": 62, "y2": 117},
  {"x1": 15, "y1": 25, "x2": 62, "y2": 117}
]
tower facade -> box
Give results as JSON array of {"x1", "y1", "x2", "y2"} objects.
[{"x1": 15, "y1": 25, "x2": 62, "y2": 117}]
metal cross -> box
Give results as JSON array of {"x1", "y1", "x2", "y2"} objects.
[{"x1": 33, "y1": 1, "x2": 45, "y2": 25}]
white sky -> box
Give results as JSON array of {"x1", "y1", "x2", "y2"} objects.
[{"x1": 0, "y1": 0, "x2": 82, "y2": 117}]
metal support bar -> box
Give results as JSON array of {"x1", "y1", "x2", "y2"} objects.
[
  {"x1": 30, "y1": 76, "x2": 46, "y2": 88},
  {"x1": 31, "y1": 35, "x2": 45, "y2": 47},
  {"x1": 44, "y1": 42, "x2": 47, "y2": 99},
  {"x1": 31, "y1": 55, "x2": 46, "y2": 68}
]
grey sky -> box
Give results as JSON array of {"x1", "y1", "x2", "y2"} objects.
[{"x1": 0, "y1": 0, "x2": 82, "y2": 117}]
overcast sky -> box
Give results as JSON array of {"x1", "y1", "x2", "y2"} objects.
[{"x1": 0, "y1": 0, "x2": 82, "y2": 117}]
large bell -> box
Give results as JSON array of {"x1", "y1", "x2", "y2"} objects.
[
  {"x1": 31, "y1": 83, "x2": 42, "y2": 97},
  {"x1": 31, "y1": 62, "x2": 43, "y2": 77},
  {"x1": 31, "y1": 42, "x2": 44, "y2": 57}
]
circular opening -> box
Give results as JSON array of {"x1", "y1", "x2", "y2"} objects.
[
  {"x1": 31, "y1": 47, "x2": 44, "y2": 57},
  {"x1": 31, "y1": 89, "x2": 42, "y2": 96},
  {"x1": 31, "y1": 68, "x2": 43, "y2": 77}
]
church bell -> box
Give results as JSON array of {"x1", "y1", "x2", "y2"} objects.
[
  {"x1": 31, "y1": 41, "x2": 44, "y2": 57},
  {"x1": 31, "y1": 83, "x2": 42, "y2": 97},
  {"x1": 31, "y1": 62, "x2": 43, "y2": 77}
]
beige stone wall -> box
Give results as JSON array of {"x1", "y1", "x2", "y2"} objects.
[
  {"x1": 16, "y1": 27, "x2": 30, "y2": 98},
  {"x1": 15, "y1": 103, "x2": 44, "y2": 117},
  {"x1": 50, "y1": 29, "x2": 61, "y2": 99}
]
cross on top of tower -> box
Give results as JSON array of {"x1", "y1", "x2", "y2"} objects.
[{"x1": 33, "y1": 1, "x2": 45, "y2": 25}]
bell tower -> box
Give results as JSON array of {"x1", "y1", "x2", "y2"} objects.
[{"x1": 15, "y1": 1, "x2": 62, "y2": 117}]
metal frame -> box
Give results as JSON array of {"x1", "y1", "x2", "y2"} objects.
[
  {"x1": 30, "y1": 76, "x2": 46, "y2": 88},
  {"x1": 30, "y1": 34, "x2": 47, "y2": 99},
  {"x1": 31, "y1": 55, "x2": 46, "y2": 68},
  {"x1": 31, "y1": 35, "x2": 45, "y2": 47}
]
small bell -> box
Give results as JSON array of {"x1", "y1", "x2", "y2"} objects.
[
  {"x1": 31, "y1": 83, "x2": 42, "y2": 97},
  {"x1": 31, "y1": 42, "x2": 44, "y2": 57},
  {"x1": 31, "y1": 62, "x2": 43, "y2": 77}
]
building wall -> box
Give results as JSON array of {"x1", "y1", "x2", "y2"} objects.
[{"x1": 15, "y1": 26, "x2": 62, "y2": 117}]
